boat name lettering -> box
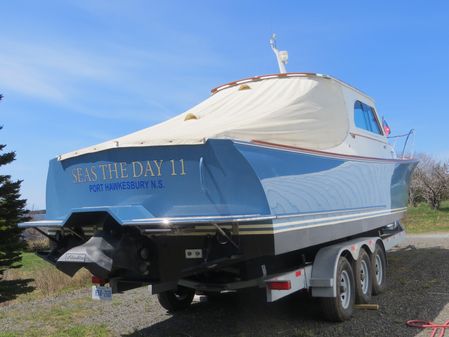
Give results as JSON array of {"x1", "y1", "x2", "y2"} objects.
[
  {"x1": 88, "y1": 180, "x2": 164, "y2": 193},
  {"x1": 71, "y1": 159, "x2": 187, "y2": 183}
]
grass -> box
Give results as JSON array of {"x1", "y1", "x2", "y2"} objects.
[
  {"x1": 403, "y1": 200, "x2": 449, "y2": 233},
  {"x1": 20, "y1": 252, "x2": 51, "y2": 272},
  {"x1": 2, "y1": 252, "x2": 91, "y2": 302},
  {"x1": 1, "y1": 252, "x2": 110, "y2": 336},
  {"x1": 0, "y1": 291, "x2": 111, "y2": 336},
  {"x1": 0, "y1": 324, "x2": 110, "y2": 337},
  {"x1": 0, "y1": 252, "x2": 95, "y2": 337},
  {"x1": 0, "y1": 285, "x2": 112, "y2": 336}
]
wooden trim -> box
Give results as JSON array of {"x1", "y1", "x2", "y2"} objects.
[
  {"x1": 210, "y1": 72, "x2": 320, "y2": 94},
  {"x1": 248, "y1": 140, "x2": 416, "y2": 163},
  {"x1": 349, "y1": 132, "x2": 388, "y2": 144},
  {"x1": 209, "y1": 72, "x2": 373, "y2": 101}
]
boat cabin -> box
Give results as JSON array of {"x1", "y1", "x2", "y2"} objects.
[{"x1": 60, "y1": 73, "x2": 393, "y2": 161}]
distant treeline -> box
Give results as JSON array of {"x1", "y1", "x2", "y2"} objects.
[{"x1": 409, "y1": 154, "x2": 449, "y2": 210}]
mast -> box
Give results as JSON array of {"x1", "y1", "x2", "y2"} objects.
[{"x1": 269, "y1": 33, "x2": 288, "y2": 74}]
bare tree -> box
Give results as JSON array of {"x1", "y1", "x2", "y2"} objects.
[
  {"x1": 410, "y1": 154, "x2": 449, "y2": 210},
  {"x1": 408, "y1": 170, "x2": 424, "y2": 207}
]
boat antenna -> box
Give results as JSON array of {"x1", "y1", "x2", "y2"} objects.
[{"x1": 269, "y1": 33, "x2": 288, "y2": 74}]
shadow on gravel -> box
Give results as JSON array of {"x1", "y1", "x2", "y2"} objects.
[
  {"x1": 0, "y1": 278, "x2": 35, "y2": 304},
  {"x1": 125, "y1": 246, "x2": 449, "y2": 337}
]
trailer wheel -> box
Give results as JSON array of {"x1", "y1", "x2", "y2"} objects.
[
  {"x1": 371, "y1": 243, "x2": 387, "y2": 295},
  {"x1": 354, "y1": 248, "x2": 372, "y2": 304},
  {"x1": 157, "y1": 286, "x2": 195, "y2": 312},
  {"x1": 321, "y1": 256, "x2": 355, "y2": 322}
]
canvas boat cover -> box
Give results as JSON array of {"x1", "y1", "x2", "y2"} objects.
[{"x1": 60, "y1": 75, "x2": 350, "y2": 160}]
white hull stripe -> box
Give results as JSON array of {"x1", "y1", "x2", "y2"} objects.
[
  {"x1": 150, "y1": 208, "x2": 405, "y2": 236},
  {"x1": 173, "y1": 207, "x2": 406, "y2": 236},
  {"x1": 256, "y1": 208, "x2": 405, "y2": 234},
  {"x1": 271, "y1": 207, "x2": 406, "y2": 229}
]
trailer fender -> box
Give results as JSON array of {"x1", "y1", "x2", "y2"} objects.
[{"x1": 310, "y1": 237, "x2": 380, "y2": 298}]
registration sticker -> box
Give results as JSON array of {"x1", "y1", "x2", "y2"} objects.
[{"x1": 92, "y1": 285, "x2": 112, "y2": 301}]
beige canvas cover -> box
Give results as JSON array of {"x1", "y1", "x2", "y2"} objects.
[{"x1": 60, "y1": 76, "x2": 350, "y2": 160}]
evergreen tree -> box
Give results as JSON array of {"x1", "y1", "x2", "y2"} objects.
[{"x1": 0, "y1": 95, "x2": 29, "y2": 279}]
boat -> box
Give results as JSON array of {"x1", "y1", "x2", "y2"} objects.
[{"x1": 20, "y1": 36, "x2": 417, "y2": 307}]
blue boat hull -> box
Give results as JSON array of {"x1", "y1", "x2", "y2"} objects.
[
  {"x1": 233, "y1": 141, "x2": 416, "y2": 254},
  {"x1": 21, "y1": 139, "x2": 417, "y2": 283}
]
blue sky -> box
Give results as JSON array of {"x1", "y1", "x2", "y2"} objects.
[{"x1": 1, "y1": 1, "x2": 448, "y2": 209}]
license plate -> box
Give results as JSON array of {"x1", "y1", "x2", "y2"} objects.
[{"x1": 92, "y1": 285, "x2": 112, "y2": 301}]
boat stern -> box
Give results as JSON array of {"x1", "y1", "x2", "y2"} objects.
[{"x1": 20, "y1": 139, "x2": 274, "y2": 284}]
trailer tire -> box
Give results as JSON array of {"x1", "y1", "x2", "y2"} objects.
[
  {"x1": 157, "y1": 286, "x2": 195, "y2": 312},
  {"x1": 354, "y1": 248, "x2": 372, "y2": 304},
  {"x1": 321, "y1": 256, "x2": 355, "y2": 322},
  {"x1": 371, "y1": 243, "x2": 387, "y2": 295}
]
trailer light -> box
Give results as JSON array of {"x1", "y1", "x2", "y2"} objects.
[
  {"x1": 140, "y1": 247, "x2": 150, "y2": 260},
  {"x1": 267, "y1": 280, "x2": 291, "y2": 290},
  {"x1": 139, "y1": 261, "x2": 150, "y2": 274},
  {"x1": 92, "y1": 276, "x2": 107, "y2": 285}
]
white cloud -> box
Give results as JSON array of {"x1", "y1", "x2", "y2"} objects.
[
  {"x1": 0, "y1": 60, "x2": 68, "y2": 103},
  {"x1": 0, "y1": 39, "x2": 116, "y2": 102},
  {"x1": 0, "y1": 37, "x2": 221, "y2": 121}
]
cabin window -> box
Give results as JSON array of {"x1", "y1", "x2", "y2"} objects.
[{"x1": 353, "y1": 101, "x2": 383, "y2": 135}]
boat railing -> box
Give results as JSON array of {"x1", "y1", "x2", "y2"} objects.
[{"x1": 388, "y1": 129, "x2": 415, "y2": 159}]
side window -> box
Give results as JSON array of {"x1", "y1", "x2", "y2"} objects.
[
  {"x1": 354, "y1": 101, "x2": 369, "y2": 130},
  {"x1": 353, "y1": 101, "x2": 383, "y2": 135},
  {"x1": 365, "y1": 106, "x2": 382, "y2": 134}
]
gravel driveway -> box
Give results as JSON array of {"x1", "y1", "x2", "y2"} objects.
[{"x1": 2, "y1": 234, "x2": 449, "y2": 337}]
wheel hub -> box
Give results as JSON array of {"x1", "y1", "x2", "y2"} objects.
[
  {"x1": 375, "y1": 254, "x2": 383, "y2": 284},
  {"x1": 360, "y1": 259, "x2": 369, "y2": 294},
  {"x1": 340, "y1": 270, "x2": 351, "y2": 309}
]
